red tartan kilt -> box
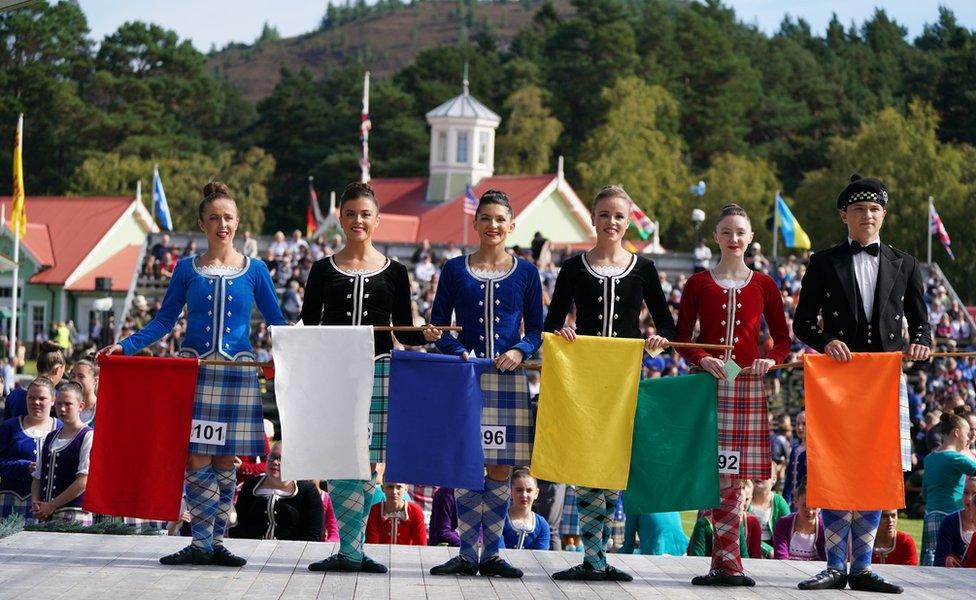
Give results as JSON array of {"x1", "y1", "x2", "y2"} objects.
[{"x1": 716, "y1": 373, "x2": 771, "y2": 480}]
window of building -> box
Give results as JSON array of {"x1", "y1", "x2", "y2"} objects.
[
  {"x1": 456, "y1": 132, "x2": 469, "y2": 163},
  {"x1": 478, "y1": 131, "x2": 490, "y2": 165},
  {"x1": 437, "y1": 131, "x2": 447, "y2": 162}
]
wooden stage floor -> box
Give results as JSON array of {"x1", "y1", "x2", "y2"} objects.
[{"x1": 0, "y1": 532, "x2": 970, "y2": 599}]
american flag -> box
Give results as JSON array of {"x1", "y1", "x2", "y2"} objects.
[
  {"x1": 360, "y1": 71, "x2": 371, "y2": 184},
  {"x1": 463, "y1": 184, "x2": 478, "y2": 216},
  {"x1": 929, "y1": 201, "x2": 954, "y2": 260}
]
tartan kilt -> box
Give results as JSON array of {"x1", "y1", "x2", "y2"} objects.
[
  {"x1": 0, "y1": 491, "x2": 30, "y2": 520},
  {"x1": 899, "y1": 373, "x2": 911, "y2": 472},
  {"x1": 479, "y1": 368, "x2": 534, "y2": 466},
  {"x1": 920, "y1": 511, "x2": 946, "y2": 565},
  {"x1": 716, "y1": 373, "x2": 770, "y2": 480},
  {"x1": 560, "y1": 485, "x2": 580, "y2": 536},
  {"x1": 369, "y1": 356, "x2": 390, "y2": 463},
  {"x1": 187, "y1": 361, "x2": 265, "y2": 457}
]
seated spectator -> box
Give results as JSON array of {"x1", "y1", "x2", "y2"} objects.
[
  {"x1": 281, "y1": 280, "x2": 303, "y2": 322},
  {"x1": 30, "y1": 382, "x2": 93, "y2": 525},
  {"x1": 231, "y1": 443, "x2": 324, "y2": 541},
  {"x1": 269, "y1": 231, "x2": 288, "y2": 257},
  {"x1": 500, "y1": 470, "x2": 550, "y2": 550},
  {"x1": 182, "y1": 239, "x2": 198, "y2": 258},
  {"x1": 158, "y1": 251, "x2": 178, "y2": 278},
  {"x1": 150, "y1": 233, "x2": 172, "y2": 262},
  {"x1": 619, "y1": 511, "x2": 688, "y2": 556},
  {"x1": 365, "y1": 482, "x2": 427, "y2": 546},
  {"x1": 688, "y1": 480, "x2": 763, "y2": 560},
  {"x1": 69, "y1": 360, "x2": 98, "y2": 427},
  {"x1": 4, "y1": 342, "x2": 66, "y2": 421},
  {"x1": 429, "y1": 486, "x2": 458, "y2": 546},
  {"x1": 772, "y1": 486, "x2": 825, "y2": 560},
  {"x1": 319, "y1": 485, "x2": 339, "y2": 542},
  {"x1": 922, "y1": 412, "x2": 976, "y2": 565},
  {"x1": 935, "y1": 476, "x2": 976, "y2": 567},
  {"x1": 749, "y1": 473, "x2": 791, "y2": 558},
  {"x1": 0, "y1": 378, "x2": 59, "y2": 519},
  {"x1": 414, "y1": 253, "x2": 437, "y2": 284},
  {"x1": 783, "y1": 411, "x2": 807, "y2": 508},
  {"x1": 872, "y1": 510, "x2": 918, "y2": 565}
]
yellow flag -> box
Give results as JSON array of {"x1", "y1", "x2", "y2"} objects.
[
  {"x1": 530, "y1": 333, "x2": 644, "y2": 489},
  {"x1": 11, "y1": 114, "x2": 26, "y2": 238}
]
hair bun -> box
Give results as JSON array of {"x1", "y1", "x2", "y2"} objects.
[
  {"x1": 203, "y1": 181, "x2": 231, "y2": 200},
  {"x1": 39, "y1": 341, "x2": 63, "y2": 354},
  {"x1": 850, "y1": 173, "x2": 862, "y2": 182}
]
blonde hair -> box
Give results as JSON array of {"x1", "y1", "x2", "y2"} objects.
[{"x1": 591, "y1": 184, "x2": 633, "y2": 212}]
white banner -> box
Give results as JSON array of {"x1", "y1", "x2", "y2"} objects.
[{"x1": 271, "y1": 325, "x2": 374, "y2": 481}]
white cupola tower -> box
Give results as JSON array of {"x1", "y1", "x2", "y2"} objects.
[{"x1": 424, "y1": 64, "x2": 501, "y2": 202}]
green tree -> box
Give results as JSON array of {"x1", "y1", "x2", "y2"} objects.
[
  {"x1": 495, "y1": 85, "x2": 563, "y2": 174},
  {"x1": 793, "y1": 100, "x2": 975, "y2": 298},
  {"x1": 694, "y1": 153, "x2": 781, "y2": 250},
  {"x1": 70, "y1": 147, "x2": 275, "y2": 233},
  {"x1": 576, "y1": 77, "x2": 688, "y2": 236}
]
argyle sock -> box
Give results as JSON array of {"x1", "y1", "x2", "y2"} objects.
[{"x1": 185, "y1": 466, "x2": 219, "y2": 553}]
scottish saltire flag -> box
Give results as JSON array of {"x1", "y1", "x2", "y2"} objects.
[
  {"x1": 360, "y1": 71, "x2": 371, "y2": 183},
  {"x1": 152, "y1": 166, "x2": 173, "y2": 231},
  {"x1": 929, "y1": 202, "x2": 954, "y2": 260},
  {"x1": 463, "y1": 184, "x2": 478, "y2": 216},
  {"x1": 385, "y1": 351, "x2": 487, "y2": 489},
  {"x1": 775, "y1": 192, "x2": 810, "y2": 250},
  {"x1": 629, "y1": 202, "x2": 655, "y2": 240},
  {"x1": 624, "y1": 374, "x2": 719, "y2": 513}
]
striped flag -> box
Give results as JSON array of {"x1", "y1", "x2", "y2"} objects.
[
  {"x1": 930, "y1": 201, "x2": 954, "y2": 260},
  {"x1": 629, "y1": 202, "x2": 655, "y2": 240},
  {"x1": 360, "y1": 71, "x2": 371, "y2": 184},
  {"x1": 463, "y1": 184, "x2": 478, "y2": 216},
  {"x1": 10, "y1": 113, "x2": 25, "y2": 238},
  {"x1": 307, "y1": 177, "x2": 323, "y2": 238},
  {"x1": 152, "y1": 165, "x2": 172, "y2": 231}
]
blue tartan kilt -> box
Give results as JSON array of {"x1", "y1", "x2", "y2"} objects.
[
  {"x1": 899, "y1": 372, "x2": 911, "y2": 472},
  {"x1": 369, "y1": 356, "x2": 391, "y2": 463},
  {"x1": 186, "y1": 361, "x2": 265, "y2": 457},
  {"x1": 0, "y1": 491, "x2": 31, "y2": 520},
  {"x1": 560, "y1": 485, "x2": 580, "y2": 536},
  {"x1": 479, "y1": 368, "x2": 534, "y2": 466}
]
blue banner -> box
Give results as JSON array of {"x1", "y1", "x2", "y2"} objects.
[{"x1": 385, "y1": 351, "x2": 488, "y2": 490}]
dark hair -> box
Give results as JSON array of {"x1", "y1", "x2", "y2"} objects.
[
  {"x1": 37, "y1": 342, "x2": 66, "y2": 375},
  {"x1": 713, "y1": 204, "x2": 751, "y2": 231},
  {"x1": 953, "y1": 404, "x2": 973, "y2": 417},
  {"x1": 511, "y1": 468, "x2": 537, "y2": 486},
  {"x1": 476, "y1": 189, "x2": 513, "y2": 217},
  {"x1": 339, "y1": 182, "x2": 378, "y2": 209},
  {"x1": 27, "y1": 376, "x2": 56, "y2": 396},
  {"x1": 198, "y1": 181, "x2": 235, "y2": 219},
  {"x1": 56, "y1": 380, "x2": 84, "y2": 400},
  {"x1": 940, "y1": 411, "x2": 968, "y2": 436},
  {"x1": 590, "y1": 184, "x2": 632, "y2": 212}
]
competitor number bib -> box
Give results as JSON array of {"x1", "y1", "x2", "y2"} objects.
[{"x1": 190, "y1": 419, "x2": 227, "y2": 446}]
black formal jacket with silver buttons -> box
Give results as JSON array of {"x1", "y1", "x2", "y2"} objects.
[
  {"x1": 300, "y1": 256, "x2": 426, "y2": 355},
  {"x1": 794, "y1": 241, "x2": 930, "y2": 353},
  {"x1": 543, "y1": 253, "x2": 676, "y2": 340}
]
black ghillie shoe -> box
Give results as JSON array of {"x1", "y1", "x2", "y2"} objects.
[
  {"x1": 478, "y1": 556, "x2": 523, "y2": 579},
  {"x1": 211, "y1": 545, "x2": 247, "y2": 567},
  {"x1": 308, "y1": 553, "x2": 362, "y2": 572},
  {"x1": 848, "y1": 570, "x2": 903, "y2": 594},
  {"x1": 159, "y1": 545, "x2": 212, "y2": 566},
  {"x1": 552, "y1": 562, "x2": 605, "y2": 581},
  {"x1": 429, "y1": 555, "x2": 478, "y2": 576},
  {"x1": 798, "y1": 568, "x2": 848, "y2": 590},
  {"x1": 360, "y1": 555, "x2": 389, "y2": 574},
  {"x1": 602, "y1": 565, "x2": 634, "y2": 582}
]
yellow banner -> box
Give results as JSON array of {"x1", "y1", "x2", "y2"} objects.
[
  {"x1": 11, "y1": 114, "x2": 26, "y2": 238},
  {"x1": 530, "y1": 332, "x2": 643, "y2": 489}
]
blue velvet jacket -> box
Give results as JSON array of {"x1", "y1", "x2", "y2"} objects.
[
  {"x1": 430, "y1": 256, "x2": 543, "y2": 360},
  {"x1": 120, "y1": 256, "x2": 286, "y2": 359}
]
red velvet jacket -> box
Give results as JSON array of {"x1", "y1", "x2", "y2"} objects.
[{"x1": 676, "y1": 270, "x2": 791, "y2": 368}]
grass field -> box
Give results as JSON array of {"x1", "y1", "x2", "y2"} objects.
[{"x1": 679, "y1": 511, "x2": 924, "y2": 549}]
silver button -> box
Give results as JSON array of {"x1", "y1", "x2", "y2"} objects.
[
  {"x1": 597, "y1": 332, "x2": 603, "y2": 336},
  {"x1": 227, "y1": 311, "x2": 232, "y2": 316},
  {"x1": 735, "y1": 320, "x2": 740, "y2": 325},
  {"x1": 494, "y1": 334, "x2": 499, "y2": 339},
  {"x1": 722, "y1": 304, "x2": 727, "y2": 309},
  {"x1": 480, "y1": 284, "x2": 485, "y2": 289},
  {"x1": 208, "y1": 310, "x2": 212, "y2": 316},
  {"x1": 614, "y1": 314, "x2": 619, "y2": 319},
  {"x1": 479, "y1": 301, "x2": 484, "y2": 306},
  {"x1": 207, "y1": 295, "x2": 212, "y2": 300},
  {"x1": 225, "y1": 328, "x2": 231, "y2": 333},
  {"x1": 720, "y1": 337, "x2": 725, "y2": 342},
  {"x1": 206, "y1": 326, "x2": 211, "y2": 331},
  {"x1": 833, "y1": 311, "x2": 838, "y2": 316},
  {"x1": 206, "y1": 342, "x2": 210, "y2": 347},
  {"x1": 598, "y1": 296, "x2": 603, "y2": 301},
  {"x1": 598, "y1": 315, "x2": 604, "y2": 320},
  {"x1": 890, "y1": 334, "x2": 895, "y2": 339},
  {"x1": 228, "y1": 296, "x2": 233, "y2": 301},
  {"x1": 362, "y1": 311, "x2": 368, "y2": 316},
  {"x1": 495, "y1": 317, "x2": 500, "y2": 323},
  {"x1": 479, "y1": 318, "x2": 484, "y2": 323},
  {"x1": 495, "y1": 300, "x2": 500, "y2": 305},
  {"x1": 615, "y1": 296, "x2": 620, "y2": 301},
  {"x1": 365, "y1": 278, "x2": 370, "y2": 282},
  {"x1": 364, "y1": 293, "x2": 369, "y2": 298},
  {"x1": 346, "y1": 312, "x2": 352, "y2": 316},
  {"x1": 209, "y1": 280, "x2": 213, "y2": 285},
  {"x1": 228, "y1": 281, "x2": 233, "y2": 286},
  {"x1": 721, "y1": 320, "x2": 726, "y2": 326},
  {"x1": 347, "y1": 294, "x2": 352, "y2": 298},
  {"x1": 839, "y1": 330, "x2": 844, "y2": 335},
  {"x1": 479, "y1": 335, "x2": 484, "y2": 340},
  {"x1": 349, "y1": 278, "x2": 354, "y2": 283},
  {"x1": 611, "y1": 331, "x2": 617, "y2": 337},
  {"x1": 826, "y1": 292, "x2": 830, "y2": 298}
]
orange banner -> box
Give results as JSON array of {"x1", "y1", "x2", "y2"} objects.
[{"x1": 804, "y1": 353, "x2": 904, "y2": 510}]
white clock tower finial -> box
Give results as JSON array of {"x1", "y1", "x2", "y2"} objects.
[{"x1": 462, "y1": 61, "x2": 469, "y2": 95}]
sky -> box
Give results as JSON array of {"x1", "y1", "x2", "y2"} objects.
[{"x1": 78, "y1": 1, "x2": 976, "y2": 52}]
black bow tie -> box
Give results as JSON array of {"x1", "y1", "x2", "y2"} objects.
[{"x1": 851, "y1": 241, "x2": 880, "y2": 257}]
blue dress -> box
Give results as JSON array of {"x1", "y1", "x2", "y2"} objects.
[
  {"x1": 120, "y1": 257, "x2": 286, "y2": 456},
  {"x1": 0, "y1": 416, "x2": 59, "y2": 518}
]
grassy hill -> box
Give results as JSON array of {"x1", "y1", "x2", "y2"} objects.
[{"x1": 209, "y1": 0, "x2": 572, "y2": 103}]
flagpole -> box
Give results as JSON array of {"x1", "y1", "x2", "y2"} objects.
[
  {"x1": 8, "y1": 113, "x2": 23, "y2": 361},
  {"x1": 9, "y1": 221, "x2": 18, "y2": 360},
  {"x1": 772, "y1": 190, "x2": 779, "y2": 264},
  {"x1": 927, "y1": 196, "x2": 933, "y2": 265},
  {"x1": 151, "y1": 165, "x2": 157, "y2": 222}
]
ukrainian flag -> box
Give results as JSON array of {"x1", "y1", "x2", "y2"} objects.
[{"x1": 776, "y1": 192, "x2": 810, "y2": 250}]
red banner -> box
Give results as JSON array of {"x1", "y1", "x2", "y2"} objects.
[{"x1": 84, "y1": 355, "x2": 198, "y2": 521}]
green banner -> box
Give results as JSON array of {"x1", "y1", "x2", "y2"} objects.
[{"x1": 624, "y1": 373, "x2": 720, "y2": 514}]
